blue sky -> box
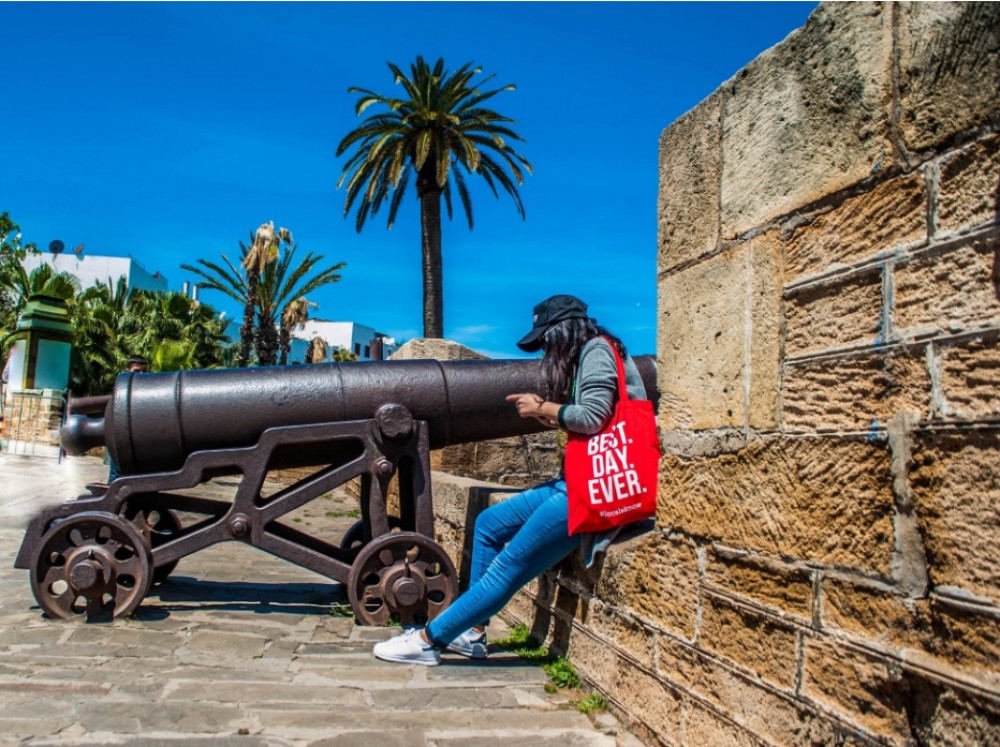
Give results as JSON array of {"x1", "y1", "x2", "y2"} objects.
[{"x1": 3, "y1": 1, "x2": 817, "y2": 359}]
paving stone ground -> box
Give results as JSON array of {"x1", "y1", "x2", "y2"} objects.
[{"x1": 0, "y1": 453, "x2": 642, "y2": 746}]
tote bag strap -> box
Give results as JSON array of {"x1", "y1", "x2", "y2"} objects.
[{"x1": 600, "y1": 336, "x2": 631, "y2": 405}]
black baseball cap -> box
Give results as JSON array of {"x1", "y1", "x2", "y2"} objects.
[{"x1": 516, "y1": 294, "x2": 589, "y2": 352}]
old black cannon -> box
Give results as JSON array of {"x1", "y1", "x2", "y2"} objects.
[{"x1": 15, "y1": 357, "x2": 657, "y2": 625}]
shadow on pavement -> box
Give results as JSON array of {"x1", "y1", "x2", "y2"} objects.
[{"x1": 136, "y1": 576, "x2": 344, "y2": 618}]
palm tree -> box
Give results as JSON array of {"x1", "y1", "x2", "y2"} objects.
[
  {"x1": 148, "y1": 339, "x2": 196, "y2": 372},
  {"x1": 126, "y1": 289, "x2": 230, "y2": 371},
  {"x1": 0, "y1": 212, "x2": 38, "y2": 336},
  {"x1": 67, "y1": 280, "x2": 230, "y2": 395},
  {"x1": 280, "y1": 296, "x2": 316, "y2": 365},
  {"x1": 4, "y1": 262, "x2": 81, "y2": 309},
  {"x1": 182, "y1": 241, "x2": 345, "y2": 367},
  {"x1": 255, "y1": 247, "x2": 343, "y2": 366},
  {"x1": 68, "y1": 277, "x2": 133, "y2": 393},
  {"x1": 337, "y1": 56, "x2": 532, "y2": 339},
  {"x1": 306, "y1": 336, "x2": 328, "y2": 364},
  {"x1": 239, "y1": 222, "x2": 289, "y2": 367}
]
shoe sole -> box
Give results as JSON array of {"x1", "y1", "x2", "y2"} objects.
[
  {"x1": 374, "y1": 651, "x2": 440, "y2": 667},
  {"x1": 446, "y1": 644, "x2": 488, "y2": 659}
]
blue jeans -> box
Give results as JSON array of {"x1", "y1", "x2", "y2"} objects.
[
  {"x1": 105, "y1": 449, "x2": 121, "y2": 482},
  {"x1": 425, "y1": 479, "x2": 581, "y2": 647}
]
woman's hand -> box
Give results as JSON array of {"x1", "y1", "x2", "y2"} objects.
[{"x1": 506, "y1": 393, "x2": 558, "y2": 427}]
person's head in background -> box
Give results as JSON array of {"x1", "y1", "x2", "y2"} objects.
[{"x1": 126, "y1": 355, "x2": 149, "y2": 373}]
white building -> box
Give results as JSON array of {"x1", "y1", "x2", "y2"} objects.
[
  {"x1": 22, "y1": 248, "x2": 398, "y2": 365},
  {"x1": 22, "y1": 250, "x2": 168, "y2": 293},
  {"x1": 289, "y1": 320, "x2": 399, "y2": 362}
]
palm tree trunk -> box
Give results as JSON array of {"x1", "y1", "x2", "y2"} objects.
[
  {"x1": 417, "y1": 167, "x2": 444, "y2": 339},
  {"x1": 255, "y1": 309, "x2": 278, "y2": 366},
  {"x1": 237, "y1": 274, "x2": 258, "y2": 367},
  {"x1": 279, "y1": 326, "x2": 290, "y2": 365}
]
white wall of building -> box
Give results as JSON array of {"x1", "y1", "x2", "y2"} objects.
[
  {"x1": 22, "y1": 252, "x2": 169, "y2": 293},
  {"x1": 290, "y1": 320, "x2": 398, "y2": 362}
]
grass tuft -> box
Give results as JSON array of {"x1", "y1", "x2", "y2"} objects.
[
  {"x1": 495, "y1": 623, "x2": 581, "y2": 689},
  {"x1": 576, "y1": 692, "x2": 607, "y2": 714},
  {"x1": 327, "y1": 602, "x2": 355, "y2": 618}
]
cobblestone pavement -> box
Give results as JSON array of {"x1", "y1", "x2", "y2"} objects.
[{"x1": 0, "y1": 453, "x2": 642, "y2": 746}]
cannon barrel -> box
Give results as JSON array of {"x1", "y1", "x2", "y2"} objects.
[
  {"x1": 66, "y1": 394, "x2": 112, "y2": 417},
  {"x1": 62, "y1": 357, "x2": 657, "y2": 476}
]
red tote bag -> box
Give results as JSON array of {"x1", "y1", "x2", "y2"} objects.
[{"x1": 565, "y1": 341, "x2": 661, "y2": 535}]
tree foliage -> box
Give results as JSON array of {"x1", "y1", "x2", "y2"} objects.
[
  {"x1": 181, "y1": 231, "x2": 345, "y2": 367},
  {"x1": 0, "y1": 213, "x2": 230, "y2": 395},
  {"x1": 0, "y1": 212, "x2": 39, "y2": 342},
  {"x1": 336, "y1": 56, "x2": 531, "y2": 338},
  {"x1": 68, "y1": 279, "x2": 230, "y2": 394}
]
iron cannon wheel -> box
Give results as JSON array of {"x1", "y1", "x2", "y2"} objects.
[
  {"x1": 339, "y1": 514, "x2": 403, "y2": 559},
  {"x1": 29, "y1": 511, "x2": 153, "y2": 622},
  {"x1": 122, "y1": 503, "x2": 182, "y2": 585},
  {"x1": 347, "y1": 532, "x2": 457, "y2": 627}
]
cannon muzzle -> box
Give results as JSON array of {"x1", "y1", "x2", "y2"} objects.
[
  {"x1": 61, "y1": 357, "x2": 657, "y2": 476},
  {"x1": 60, "y1": 414, "x2": 107, "y2": 455}
]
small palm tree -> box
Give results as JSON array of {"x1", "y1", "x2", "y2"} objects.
[
  {"x1": 306, "y1": 336, "x2": 328, "y2": 364},
  {"x1": 337, "y1": 56, "x2": 532, "y2": 338},
  {"x1": 279, "y1": 296, "x2": 317, "y2": 365},
  {"x1": 239, "y1": 222, "x2": 289, "y2": 367},
  {"x1": 331, "y1": 346, "x2": 358, "y2": 363},
  {"x1": 67, "y1": 279, "x2": 230, "y2": 395},
  {"x1": 0, "y1": 212, "x2": 38, "y2": 336},
  {"x1": 149, "y1": 339, "x2": 196, "y2": 372},
  {"x1": 182, "y1": 240, "x2": 345, "y2": 367}
]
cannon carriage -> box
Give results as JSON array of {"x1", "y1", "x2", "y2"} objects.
[{"x1": 15, "y1": 356, "x2": 656, "y2": 624}]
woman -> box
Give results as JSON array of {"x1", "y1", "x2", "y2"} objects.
[{"x1": 373, "y1": 294, "x2": 648, "y2": 666}]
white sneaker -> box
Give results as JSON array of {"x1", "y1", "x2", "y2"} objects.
[
  {"x1": 373, "y1": 628, "x2": 441, "y2": 667},
  {"x1": 446, "y1": 628, "x2": 488, "y2": 659}
]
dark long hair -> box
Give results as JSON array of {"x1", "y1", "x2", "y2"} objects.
[{"x1": 539, "y1": 318, "x2": 627, "y2": 402}]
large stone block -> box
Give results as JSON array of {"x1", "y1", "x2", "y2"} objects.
[
  {"x1": 802, "y1": 637, "x2": 910, "y2": 741},
  {"x1": 609, "y1": 659, "x2": 684, "y2": 742},
  {"x1": 586, "y1": 600, "x2": 655, "y2": 670},
  {"x1": 566, "y1": 630, "x2": 616, "y2": 692},
  {"x1": 659, "y1": 233, "x2": 781, "y2": 431},
  {"x1": 784, "y1": 171, "x2": 927, "y2": 283},
  {"x1": 683, "y1": 700, "x2": 766, "y2": 747},
  {"x1": 897, "y1": 2, "x2": 1000, "y2": 153},
  {"x1": 658, "y1": 92, "x2": 722, "y2": 273},
  {"x1": 660, "y1": 247, "x2": 745, "y2": 430},
  {"x1": 748, "y1": 233, "x2": 783, "y2": 430},
  {"x1": 432, "y1": 433, "x2": 560, "y2": 488},
  {"x1": 503, "y1": 587, "x2": 540, "y2": 629},
  {"x1": 910, "y1": 430, "x2": 1000, "y2": 603},
  {"x1": 819, "y1": 574, "x2": 931, "y2": 650},
  {"x1": 926, "y1": 598, "x2": 1000, "y2": 683},
  {"x1": 936, "y1": 134, "x2": 1000, "y2": 236},
  {"x1": 906, "y1": 674, "x2": 1000, "y2": 745},
  {"x1": 720, "y1": 2, "x2": 893, "y2": 237},
  {"x1": 660, "y1": 438, "x2": 895, "y2": 574},
  {"x1": 704, "y1": 549, "x2": 813, "y2": 620},
  {"x1": 784, "y1": 270, "x2": 884, "y2": 357},
  {"x1": 935, "y1": 336, "x2": 1000, "y2": 422},
  {"x1": 782, "y1": 349, "x2": 931, "y2": 431},
  {"x1": 389, "y1": 338, "x2": 487, "y2": 361},
  {"x1": 656, "y1": 635, "x2": 838, "y2": 746},
  {"x1": 698, "y1": 594, "x2": 799, "y2": 690},
  {"x1": 894, "y1": 234, "x2": 1000, "y2": 337},
  {"x1": 595, "y1": 532, "x2": 699, "y2": 640}
]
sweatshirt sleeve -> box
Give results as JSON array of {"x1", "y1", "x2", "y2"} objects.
[{"x1": 557, "y1": 340, "x2": 618, "y2": 435}]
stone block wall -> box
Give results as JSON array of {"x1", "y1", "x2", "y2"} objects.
[
  {"x1": 391, "y1": 339, "x2": 561, "y2": 488},
  {"x1": 483, "y1": 4, "x2": 999, "y2": 745},
  {"x1": 0, "y1": 390, "x2": 65, "y2": 446}
]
